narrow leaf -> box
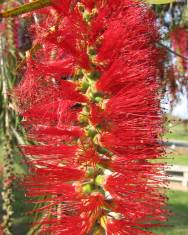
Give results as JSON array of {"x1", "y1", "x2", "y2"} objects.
[{"x1": 146, "y1": 0, "x2": 175, "y2": 4}]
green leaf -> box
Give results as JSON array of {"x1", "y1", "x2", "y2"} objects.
[{"x1": 146, "y1": 0, "x2": 175, "y2": 4}]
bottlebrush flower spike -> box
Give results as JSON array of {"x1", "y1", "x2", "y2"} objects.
[
  {"x1": 169, "y1": 27, "x2": 188, "y2": 93},
  {"x1": 170, "y1": 27, "x2": 188, "y2": 73},
  {"x1": 15, "y1": 0, "x2": 167, "y2": 234}
]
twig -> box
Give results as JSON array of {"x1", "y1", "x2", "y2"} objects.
[
  {"x1": 0, "y1": 0, "x2": 51, "y2": 18},
  {"x1": 158, "y1": 41, "x2": 188, "y2": 61}
]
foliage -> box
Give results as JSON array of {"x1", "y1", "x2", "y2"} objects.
[{"x1": 0, "y1": 1, "x2": 26, "y2": 234}]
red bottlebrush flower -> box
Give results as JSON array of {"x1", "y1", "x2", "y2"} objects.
[
  {"x1": 15, "y1": 1, "x2": 167, "y2": 234},
  {"x1": 169, "y1": 27, "x2": 188, "y2": 87},
  {"x1": 51, "y1": 0, "x2": 77, "y2": 14},
  {"x1": 170, "y1": 27, "x2": 188, "y2": 69}
]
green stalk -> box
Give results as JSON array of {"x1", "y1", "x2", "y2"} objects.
[
  {"x1": 0, "y1": 0, "x2": 51, "y2": 18},
  {"x1": 0, "y1": 1, "x2": 25, "y2": 233},
  {"x1": 0, "y1": 35, "x2": 14, "y2": 235}
]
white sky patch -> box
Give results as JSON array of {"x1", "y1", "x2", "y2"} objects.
[{"x1": 162, "y1": 89, "x2": 188, "y2": 120}]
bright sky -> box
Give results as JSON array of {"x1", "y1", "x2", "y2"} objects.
[{"x1": 172, "y1": 93, "x2": 188, "y2": 119}]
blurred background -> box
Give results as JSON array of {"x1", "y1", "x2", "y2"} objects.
[
  {"x1": 1, "y1": 0, "x2": 188, "y2": 234},
  {"x1": 155, "y1": 98, "x2": 188, "y2": 235}
]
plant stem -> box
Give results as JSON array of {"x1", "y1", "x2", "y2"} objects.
[
  {"x1": 0, "y1": 0, "x2": 51, "y2": 18},
  {"x1": 0, "y1": 35, "x2": 14, "y2": 235},
  {"x1": 0, "y1": 1, "x2": 19, "y2": 232},
  {"x1": 158, "y1": 41, "x2": 188, "y2": 61}
]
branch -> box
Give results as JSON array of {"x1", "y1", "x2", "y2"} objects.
[
  {"x1": 158, "y1": 41, "x2": 188, "y2": 61},
  {"x1": 0, "y1": 0, "x2": 51, "y2": 18}
]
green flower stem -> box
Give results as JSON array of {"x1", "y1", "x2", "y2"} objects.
[
  {"x1": 0, "y1": 35, "x2": 14, "y2": 235},
  {"x1": 74, "y1": 5, "x2": 108, "y2": 234},
  {"x1": 0, "y1": 0, "x2": 51, "y2": 18},
  {"x1": 2, "y1": 134, "x2": 14, "y2": 235}
]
